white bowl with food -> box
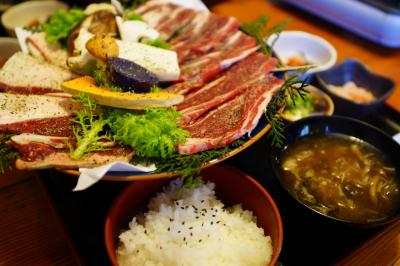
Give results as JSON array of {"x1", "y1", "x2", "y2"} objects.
[
  {"x1": 268, "y1": 31, "x2": 337, "y2": 74},
  {"x1": 1, "y1": 0, "x2": 68, "y2": 36},
  {"x1": 105, "y1": 165, "x2": 283, "y2": 266},
  {"x1": 0, "y1": 37, "x2": 20, "y2": 67}
]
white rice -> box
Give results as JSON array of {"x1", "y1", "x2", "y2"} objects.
[{"x1": 117, "y1": 179, "x2": 273, "y2": 266}]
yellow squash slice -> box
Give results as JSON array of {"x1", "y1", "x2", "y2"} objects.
[{"x1": 62, "y1": 76, "x2": 184, "y2": 109}]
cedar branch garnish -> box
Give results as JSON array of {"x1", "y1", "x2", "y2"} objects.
[
  {"x1": 240, "y1": 16, "x2": 290, "y2": 56},
  {"x1": 265, "y1": 75, "x2": 308, "y2": 148}
]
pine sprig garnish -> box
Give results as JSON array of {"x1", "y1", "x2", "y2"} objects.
[
  {"x1": 0, "y1": 134, "x2": 19, "y2": 174},
  {"x1": 240, "y1": 16, "x2": 290, "y2": 56},
  {"x1": 155, "y1": 139, "x2": 245, "y2": 192},
  {"x1": 266, "y1": 76, "x2": 308, "y2": 148}
]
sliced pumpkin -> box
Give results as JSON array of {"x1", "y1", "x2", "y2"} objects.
[{"x1": 62, "y1": 76, "x2": 184, "y2": 109}]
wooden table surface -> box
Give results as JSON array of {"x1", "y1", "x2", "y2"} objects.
[
  {"x1": 0, "y1": 1, "x2": 399, "y2": 266},
  {"x1": 212, "y1": 0, "x2": 400, "y2": 112}
]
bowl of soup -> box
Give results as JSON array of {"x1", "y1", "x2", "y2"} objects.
[{"x1": 270, "y1": 115, "x2": 400, "y2": 226}]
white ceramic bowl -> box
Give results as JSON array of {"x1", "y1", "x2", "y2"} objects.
[
  {"x1": 268, "y1": 31, "x2": 337, "y2": 74},
  {"x1": 0, "y1": 37, "x2": 20, "y2": 66},
  {"x1": 1, "y1": 0, "x2": 68, "y2": 36}
]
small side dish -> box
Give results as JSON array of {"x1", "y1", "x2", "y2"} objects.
[
  {"x1": 281, "y1": 85, "x2": 334, "y2": 122},
  {"x1": 327, "y1": 81, "x2": 375, "y2": 103},
  {"x1": 117, "y1": 179, "x2": 273, "y2": 266},
  {"x1": 280, "y1": 134, "x2": 399, "y2": 223},
  {"x1": 106, "y1": 165, "x2": 283, "y2": 266},
  {"x1": 316, "y1": 59, "x2": 394, "y2": 116},
  {"x1": 267, "y1": 31, "x2": 337, "y2": 74}
]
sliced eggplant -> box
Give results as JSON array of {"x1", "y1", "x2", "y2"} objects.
[{"x1": 107, "y1": 57, "x2": 159, "y2": 93}]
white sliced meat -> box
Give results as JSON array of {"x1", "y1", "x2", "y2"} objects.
[
  {"x1": 0, "y1": 93, "x2": 72, "y2": 125},
  {"x1": 11, "y1": 133, "x2": 68, "y2": 149},
  {"x1": 15, "y1": 148, "x2": 134, "y2": 170},
  {"x1": 0, "y1": 52, "x2": 75, "y2": 94},
  {"x1": 26, "y1": 32, "x2": 69, "y2": 69}
]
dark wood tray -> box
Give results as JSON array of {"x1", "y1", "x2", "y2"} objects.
[{"x1": 39, "y1": 87, "x2": 400, "y2": 265}]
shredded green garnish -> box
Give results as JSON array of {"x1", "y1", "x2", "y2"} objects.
[
  {"x1": 0, "y1": 134, "x2": 19, "y2": 174},
  {"x1": 149, "y1": 85, "x2": 162, "y2": 92},
  {"x1": 265, "y1": 76, "x2": 308, "y2": 148},
  {"x1": 156, "y1": 139, "x2": 244, "y2": 178},
  {"x1": 240, "y1": 16, "x2": 290, "y2": 56},
  {"x1": 43, "y1": 8, "x2": 85, "y2": 45},
  {"x1": 142, "y1": 38, "x2": 171, "y2": 50},
  {"x1": 283, "y1": 89, "x2": 313, "y2": 119},
  {"x1": 166, "y1": 25, "x2": 186, "y2": 42},
  {"x1": 87, "y1": 64, "x2": 124, "y2": 92},
  {"x1": 69, "y1": 94, "x2": 110, "y2": 160},
  {"x1": 107, "y1": 108, "x2": 189, "y2": 159},
  {"x1": 125, "y1": 11, "x2": 144, "y2": 21}
]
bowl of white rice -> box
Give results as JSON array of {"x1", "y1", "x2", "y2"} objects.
[{"x1": 105, "y1": 165, "x2": 283, "y2": 266}]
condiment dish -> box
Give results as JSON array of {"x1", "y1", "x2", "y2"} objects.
[
  {"x1": 270, "y1": 115, "x2": 400, "y2": 227},
  {"x1": 267, "y1": 31, "x2": 337, "y2": 74},
  {"x1": 105, "y1": 165, "x2": 283, "y2": 266},
  {"x1": 316, "y1": 59, "x2": 394, "y2": 117},
  {"x1": 281, "y1": 84, "x2": 334, "y2": 122},
  {"x1": 1, "y1": 0, "x2": 68, "y2": 36}
]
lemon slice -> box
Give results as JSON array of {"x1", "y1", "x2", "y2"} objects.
[{"x1": 62, "y1": 76, "x2": 184, "y2": 109}]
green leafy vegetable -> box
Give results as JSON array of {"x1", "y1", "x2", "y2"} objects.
[
  {"x1": 69, "y1": 94, "x2": 110, "y2": 160},
  {"x1": 107, "y1": 108, "x2": 189, "y2": 159},
  {"x1": 86, "y1": 64, "x2": 124, "y2": 92},
  {"x1": 149, "y1": 85, "x2": 162, "y2": 92},
  {"x1": 240, "y1": 16, "x2": 290, "y2": 56},
  {"x1": 156, "y1": 139, "x2": 245, "y2": 192},
  {"x1": 0, "y1": 134, "x2": 19, "y2": 174},
  {"x1": 43, "y1": 8, "x2": 85, "y2": 44},
  {"x1": 142, "y1": 38, "x2": 171, "y2": 50},
  {"x1": 125, "y1": 11, "x2": 144, "y2": 21},
  {"x1": 265, "y1": 76, "x2": 308, "y2": 148},
  {"x1": 283, "y1": 90, "x2": 313, "y2": 120},
  {"x1": 166, "y1": 26, "x2": 186, "y2": 42}
]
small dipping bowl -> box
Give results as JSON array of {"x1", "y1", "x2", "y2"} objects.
[
  {"x1": 105, "y1": 165, "x2": 283, "y2": 266},
  {"x1": 270, "y1": 115, "x2": 400, "y2": 227},
  {"x1": 268, "y1": 31, "x2": 337, "y2": 74},
  {"x1": 1, "y1": 1, "x2": 68, "y2": 36},
  {"x1": 0, "y1": 37, "x2": 20, "y2": 67},
  {"x1": 281, "y1": 84, "x2": 334, "y2": 122},
  {"x1": 316, "y1": 59, "x2": 394, "y2": 117}
]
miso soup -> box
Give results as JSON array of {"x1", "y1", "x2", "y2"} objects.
[{"x1": 280, "y1": 134, "x2": 399, "y2": 223}]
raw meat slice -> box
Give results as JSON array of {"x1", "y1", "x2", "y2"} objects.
[
  {"x1": 168, "y1": 32, "x2": 258, "y2": 95},
  {"x1": 156, "y1": 7, "x2": 197, "y2": 39},
  {"x1": 172, "y1": 14, "x2": 240, "y2": 63},
  {"x1": 13, "y1": 146, "x2": 134, "y2": 170},
  {"x1": 9, "y1": 133, "x2": 132, "y2": 170},
  {"x1": 0, "y1": 52, "x2": 75, "y2": 94},
  {"x1": 177, "y1": 76, "x2": 283, "y2": 155},
  {"x1": 136, "y1": 1, "x2": 177, "y2": 29},
  {"x1": 177, "y1": 53, "x2": 278, "y2": 123},
  {"x1": 0, "y1": 93, "x2": 73, "y2": 136}
]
